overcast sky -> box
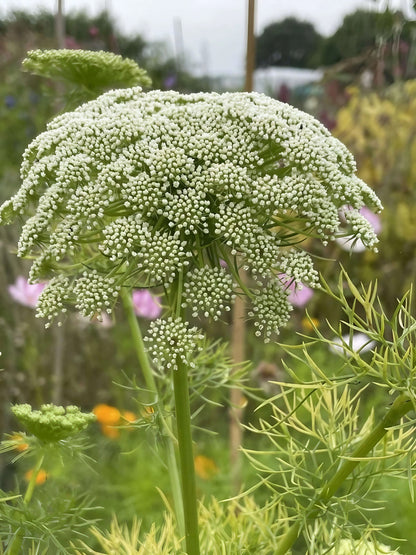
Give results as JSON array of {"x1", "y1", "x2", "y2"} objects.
[{"x1": 1, "y1": 1, "x2": 414, "y2": 75}]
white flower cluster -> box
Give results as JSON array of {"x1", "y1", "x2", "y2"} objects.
[
  {"x1": 183, "y1": 267, "x2": 235, "y2": 320},
  {"x1": 0, "y1": 88, "x2": 381, "y2": 337},
  {"x1": 73, "y1": 270, "x2": 120, "y2": 318},
  {"x1": 328, "y1": 539, "x2": 401, "y2": 555},
  {"x1": 144, "y1": 317, "x2": 204, "y2": 371},
  {"x1": 248, "y1": 280, "x2": 293, "y2": 342},
  {"x1": 342, "y1": 209, "x2": 380, "y2": 251},
  {"x1": 36, "y1": 276, "x2": 70, "y2": 327},
  {"x1": 278, "y1": 250, "x2": 319, "y2": 287}
]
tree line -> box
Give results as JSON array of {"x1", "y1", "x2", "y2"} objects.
[{"x1": 256, "y1": 8, "x2": 415, "y2": 69}]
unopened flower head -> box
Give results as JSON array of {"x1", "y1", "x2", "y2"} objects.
[
  {"x1": 0, "y1": 88, "x2": 381, "y2": 339},
  {"x1": 11, "y1": 403, "x2": 96, "y2": 443}
]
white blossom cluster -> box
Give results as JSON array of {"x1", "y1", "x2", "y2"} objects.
[
  {"x1": 36, "y1": 276, "x2": 70, "y2": 327},
  {"x1": 0, "y1": 87, "x2": 381, "y2": 338},
  {"x1": 248, "y1": 280, "x2": 293, "y2": 342},
  {"x1": 183, "y1": 267, "x2": 235, "y2": 320},
  {"x1": 278, "y1": 250, "x2": 319, "y2": 288},
  {"x1": 328, "y1": 539, "x2": 401, "y2": 555},
  {"x1": 73, "y1": 270, "x2": 120, "y2": 318},
  {"x1": 144, "y1": 317, "x2": 204, "y2": 371},
  {"x1": 342, "y1": 209, "x2": 380, "y2": 252}
]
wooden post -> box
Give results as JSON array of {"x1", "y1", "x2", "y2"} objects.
[
  {"x1": 229, "y1": 0, "x2": 256, "y2": 495},
  {"x1": 55, "y1": 0, "x2": 65, "y2": 49},
  {"x1": 245, "y1": 0, "x2": 256, "y2": 93}
]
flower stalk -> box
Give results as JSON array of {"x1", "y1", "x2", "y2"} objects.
[
  {"x1": 275, "y1": 393, "x2": 413, "y2": 554},
  {"x1": 121, "y1": 288, "x2": 185, "y2": 540},
  {"x1": 173, "y1": 357, "x2": 200, "y2": 555}
]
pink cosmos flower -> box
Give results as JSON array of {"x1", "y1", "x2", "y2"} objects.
[
  {"x1": 89, "y1": 26, "x2": 99, "y2": 38},
  {"x1": 8, "y1": 276, "x2": 46, "y2": 308},
  {"x1": 132, "y1": 289, "x2": 162, "y2": 319},
  {"x1": 359, "y1": 206, "x2": 382, "y2": 234},
  {"x1": 280, "y1": 275, "x2": 314, "y2": 307}
]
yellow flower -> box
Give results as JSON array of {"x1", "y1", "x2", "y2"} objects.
[
  {"x1": 194, "y1": 455, "x2": 218, "y2": 480},
  {"x1": 24, "y1": 468, "x2": 48, "y2": 485},
  {"x1": 139, "y1": 405, "x2": 155, "y2": 420},
  {"x1": 301, "y1": 316, "x2": 320, "y2": 332}
]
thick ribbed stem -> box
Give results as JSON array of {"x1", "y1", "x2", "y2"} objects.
[
  {"x1": 275, "y1": 393, "x2": 413, "y2": 554},
  {"x1": 173, "y1": 358, "x2": 200, "y2": 555}
]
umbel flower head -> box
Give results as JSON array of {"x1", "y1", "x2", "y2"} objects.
[
  {"x1": 11, "y1": 404, "x2": 96, "y2": 443},
  {"x1": 0, "y1": 87, "x2": 381, "y2": 339}
]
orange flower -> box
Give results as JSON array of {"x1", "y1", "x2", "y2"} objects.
[
  {"x1": 93, "y1": 404, "x2": 121, "y2": 426},
  {"x1": 194, "y1": 455, "x2": 218, "y2": 480},
  {"x1": 121, "y1": 411, "x2": 137, "y2": 424},
  {"x1": 10, "y1": 433, "x2": 29, "y2": 452},
  {"x1": 24, "y1": 468, "x2": 48, "y2": 485},
  {"x1": 100, "y1": 424, "x2": 120, "y2": 439}
]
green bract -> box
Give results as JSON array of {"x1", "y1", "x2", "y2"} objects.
[
  {"x1": 11, "y1": 404, "x2": 96, "y2": 442},
  {"x1": 0, "y1": 88, "x2": 381, "y2": 339}
]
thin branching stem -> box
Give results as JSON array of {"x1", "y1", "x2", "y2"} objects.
[
  {"x1": 6, "y1": 454, "x2": 45, "y2": 555},
  {"x1": 275, "y1": 393, "x2": 413, "y2": 554}
]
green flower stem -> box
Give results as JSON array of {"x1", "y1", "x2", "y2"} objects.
[
  {"x1": 23, "y1": 453, "x2": 44, "y2": 505},
  {"x1": 121, "y1": 288, "x2": 157, "y2": 393},
  {"x1": 275, "y1": 393, "x2": 413, "y2": 555},
  {"x1": 172, "y1": 274, "x2": 200, "y2": 554},
  {"x1": 120, "y1": 288, "x2": 185, "y2": 540},
  {"x1": 164, "y1": 416, "x2": 186, "y2": 540},
  {"x1": 173, "y1": 358, "x2": 200, "y2": 555},
  {"x1": 6, "y1": 454, "x2": 44, "y2": 555}
]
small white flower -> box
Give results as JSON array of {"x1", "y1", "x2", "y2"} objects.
[{"x1": 330, "y1": 332, "x2": 376, "y2": 356}]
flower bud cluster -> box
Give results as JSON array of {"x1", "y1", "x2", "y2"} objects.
[
  {"x1": 278, "y1": 250, "x2": 319, "y2": 288},
  {"x1": 12, "y1": 403, "x2": 96, "y2": 443},
  {"x1": 36, "y1": 276, "x2": 70, "y2": 327},
  {"x1": 73, "y1": 270, "x2": 120, "y2": 318},
  {"x1": 343, "y1": 208, "x2": 379, "y2": 251},
  {"x1": 161, "y1": 186, "x2": 211, "y2": 234},
  {"x1": 183, "y1": 266, "x2": 235, "y2": 320},
  {"x1": 144, "y1": 317, "x2": 204, "y2": 371},
  {"x1": 248, "y1": 280, "x2": 293, "y2": 342}
]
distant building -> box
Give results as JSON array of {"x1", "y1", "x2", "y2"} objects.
[{"x1": 215, "y1": 67, "x2": 323, "y2": 94}]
